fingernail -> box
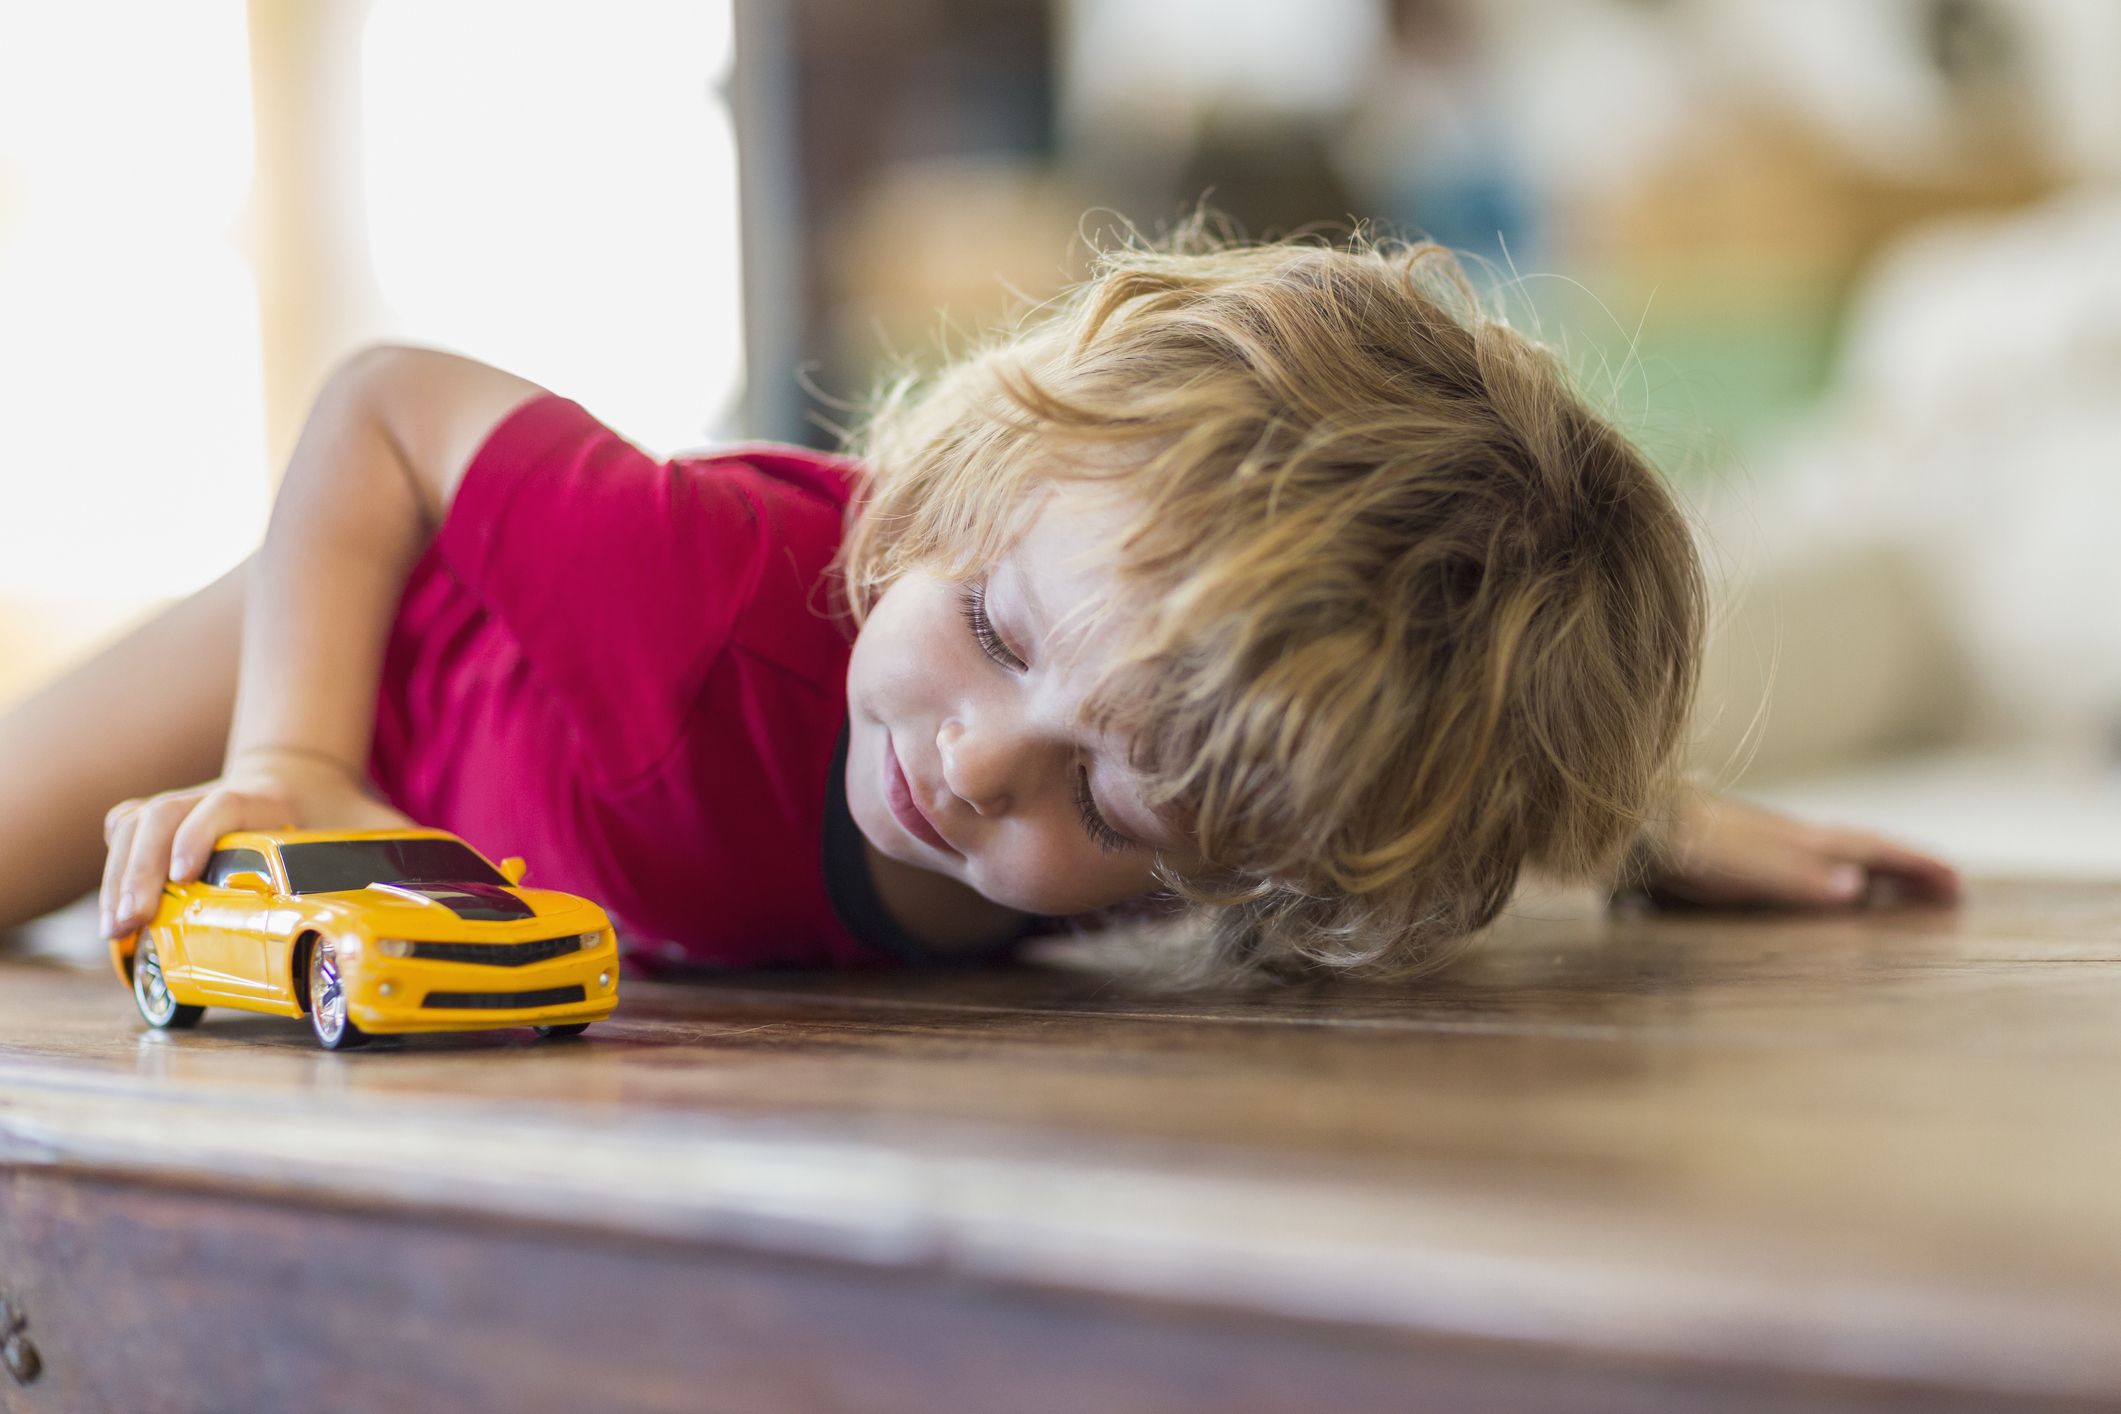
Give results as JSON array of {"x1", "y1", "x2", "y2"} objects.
[
  {"x1": 98, "y1": 909, "x2": 111, "y2": 937},
  {"x1": 1828, "y1": 865, "x2": 1863, "y2": 897},
  {"x1": 117, "y1": 891, "x2": 135, "y2": 925}
]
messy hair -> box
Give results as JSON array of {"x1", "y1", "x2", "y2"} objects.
[{"x1": 828, "y1": 212, "x2": 1706, "y2": 987}]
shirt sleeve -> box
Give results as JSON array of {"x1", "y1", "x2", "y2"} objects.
[{"x1": 434, "y1": 394, "x2": 765, "y2": 787}]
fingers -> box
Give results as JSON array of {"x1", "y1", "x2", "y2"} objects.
[
  {"x1": 104, "y1": 788, "x2": 207, "y2": 939},
  {"x1": 168, "y1": 785, "x2": 292, "y2": 884},
  {"x1": 1705, "y1": 837, "x2": 1863, "y2": 909},
  {"x1": 99, "y1": 807, "x2": 144, "y2": 937},
  {"x1": 102, "y1": 784, "x2": 304, "y2": 938},
  {"x1": 103, "y1": 796, "x2": 144, "y2": 846},
  {"x1": 1773, "y1": 836, "x2": 1968, "y2": 910},
  {"x1": 167, "y1": 786, "x2": 238, "y2": 886},
  {"x1": 1794, "y1": 856, "x2": 1868, "y2": 907},
  {"x1": 1619, "y1": 793, "x2": 1964, "y2": 914},
  {"x1": 104, "y1": 792, "x2": 197, "y2": 940},
  {"x1": 1827, "y1": 828, "x2": 1964, "y2": 905},
  {"x1": 1715, "y1": 797, "x2": 1963, "y2": 910}
]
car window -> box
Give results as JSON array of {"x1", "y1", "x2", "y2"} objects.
[
  {"x1": 202, "y1": 847, "x2": 274, "y2": 889},
  {"x1": 278, "y1": 837, "x2": 507, "y2": 895}
]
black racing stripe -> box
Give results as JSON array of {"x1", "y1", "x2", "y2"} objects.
[{"x1": 390, "y1": 881, "x2": 537, "y2": 922}]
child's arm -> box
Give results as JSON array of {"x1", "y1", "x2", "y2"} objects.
[
  {"x1": 1616, "y1": 781, "x2": 1964, "y2": 911},
  {"x1": 99, "y1": 346, "x2": 548, "y2": 940},
  {"x1": 221, "y1": 344, "x2": 547, "y2": 777}
]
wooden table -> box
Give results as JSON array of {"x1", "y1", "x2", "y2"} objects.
[{"x1": 2, "y1": 879, "x2": 2118, "y2": 1412}]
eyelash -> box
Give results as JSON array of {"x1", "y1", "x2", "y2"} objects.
[
  {"x1": 957, "y1": 580, "x2": 1132, "y2": 856},
  {"x1": 957, "y1": 580, "x2": 1021, "y2": 670},
  {"x1": 1074, "y1": 770, "x2": 1133, "y2": 856}
]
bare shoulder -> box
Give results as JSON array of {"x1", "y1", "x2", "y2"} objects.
[{"x1": 336, "y1": 343, "x2": 552, "y2": 524}]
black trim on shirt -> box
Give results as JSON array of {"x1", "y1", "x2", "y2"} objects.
[{"x1": 821, "y1": 717, "x2": 1046, "y2": 966}]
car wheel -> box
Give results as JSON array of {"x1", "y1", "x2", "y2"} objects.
[
  {"x1": 132, "y1": 927, "x2": 204, "y2": 1030},
  {"x1": 306, "y1": 935, "x2": 370, "y2": 1051},
  {"x1": 534, "y1": 1023, "x2": 590, "y2": 1039}
]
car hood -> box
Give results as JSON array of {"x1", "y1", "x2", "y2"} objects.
[{"x1": 301, "y1": 883, "x2": 604, "y2": 933}]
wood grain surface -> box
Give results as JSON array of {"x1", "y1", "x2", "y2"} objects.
[{"x1": 0, "y1": 878, "x2": 2118, "y2": 1412}]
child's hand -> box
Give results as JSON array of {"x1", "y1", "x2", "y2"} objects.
[
  {"x1": 100, "y1": 747, "x2": 415, "y2": 940},
  {"x1": 1615, "y1": 784, "x2": 1964, "y2": 912}
]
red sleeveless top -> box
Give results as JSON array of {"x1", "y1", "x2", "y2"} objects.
[{"x1": 364, "y1": 394, "x2": 1044, "y2": 971}]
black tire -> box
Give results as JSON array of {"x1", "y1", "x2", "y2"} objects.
[
  {"x1": 305, "y1": 934, "x2": 370, "y2": 1051},
  {"x1": 534, "y1": 1023, "x2": 590, "y2": 1039},
  {"x1": 132, "y1": 928, "x2": 204, "y2": 1030}
]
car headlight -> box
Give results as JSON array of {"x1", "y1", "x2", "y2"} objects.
[
  {"x1": 375, "y1": 937, "x2": 414, "y2": 958},
  {"x1": 580, "y1": 930, "x2": 605, "y2": 951}
]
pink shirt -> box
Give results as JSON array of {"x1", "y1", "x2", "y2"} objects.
[{"x1": 363, "y1": 394, "x2": 1038, "y2": 972}]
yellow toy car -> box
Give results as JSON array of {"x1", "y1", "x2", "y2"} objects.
[{"x1": 111, "y1": 827, "x2": 619, "y2": 1050}]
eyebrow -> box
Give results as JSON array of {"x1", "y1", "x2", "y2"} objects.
[{"x1": 1003, "y1": 559, "x2": 1165, "y2": 850}]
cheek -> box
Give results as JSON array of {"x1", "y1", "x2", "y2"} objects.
[
  {"x1": 851, "y1": 589, "x2": 933, "y2": 700},
  {"x1": 979, "y1": 834, "x2": 1159, "y2": 914},
  {"x1": 874, "y1": 585, "x2": 974, "y2": 697}
]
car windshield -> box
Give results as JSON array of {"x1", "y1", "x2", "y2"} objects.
[{"x1": 278, "y1": 838, "x2": 508, "y2": 895}]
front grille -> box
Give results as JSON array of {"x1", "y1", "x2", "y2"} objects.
[
  {"x1": 410, "y1": 934, "x2": 584, "y2": 967},
  {"x1": 421, "y1": 984, "x2": 586, "y2": 1011}
]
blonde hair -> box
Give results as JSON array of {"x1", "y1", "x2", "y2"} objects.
[{"x1": 829, "y1": 213, "x2": 1706, "y2": 987}]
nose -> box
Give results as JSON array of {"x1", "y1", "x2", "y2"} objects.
[{"x1": 937, "y1": 713, "x2": 1029, "y2": 817}]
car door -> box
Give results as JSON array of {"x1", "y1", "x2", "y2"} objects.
[
  {"x1": 162, "y1": 848, "x2": 233, "y2": 989},
  {"x1": 189, "y1": 847, "x2": 277, "y2": 998},
  {"x1": 254, "y1": 845, "x2": 306, "y2": 1004}
]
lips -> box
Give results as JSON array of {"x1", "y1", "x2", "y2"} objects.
[{"x1": 884, "y1": 731, "x2": 955, "y2": 854}]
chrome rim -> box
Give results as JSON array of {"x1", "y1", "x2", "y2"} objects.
[
  {"x1": 310, "y1": 937, "x2": 346, "y2": 1044},
  {"x1": 134, "y1": 931, "x2": 176, "y2": 1024}
]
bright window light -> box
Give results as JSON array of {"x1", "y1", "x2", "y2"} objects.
[
  {"x1": 0, "y1": 3, "x2": 267, "y2": 608},
  {"x1": 360, "y1": 0, "x2": 742, "y2": 456}
]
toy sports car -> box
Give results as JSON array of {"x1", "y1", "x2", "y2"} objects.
[{"x1": 111, "y1": 827, "x2": 619, "y2": 1050}]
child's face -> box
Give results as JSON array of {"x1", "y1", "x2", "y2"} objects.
[{"x1": 845, "y1": 483, "x2": 1203, "y2": 917}]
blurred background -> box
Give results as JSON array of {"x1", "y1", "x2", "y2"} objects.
[{"x1": 4, "y1": 0, "x2": 2119, "y2": 929}]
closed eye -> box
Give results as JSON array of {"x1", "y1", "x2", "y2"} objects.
[
  {"x1": 957, "y1": 580, "x2": 1022, "y2": 671},
  {"x1": 958, "y1": 578, "x2": 1135, "y2": 855},
  {"x1": 1073, "y1": 766, "x2": 1134, "y2": 855}
]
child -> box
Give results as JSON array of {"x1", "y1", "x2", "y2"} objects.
[{"x1": 42, "y1": 222, "x2": 1960, "y2": 987}]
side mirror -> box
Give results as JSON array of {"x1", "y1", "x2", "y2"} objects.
[
  {"x1": 224, "y1": 870, "x2": 274, "y2": 895},
  {"x1": 500, "y1": 856, "x2": 527, "y2": 885}
]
